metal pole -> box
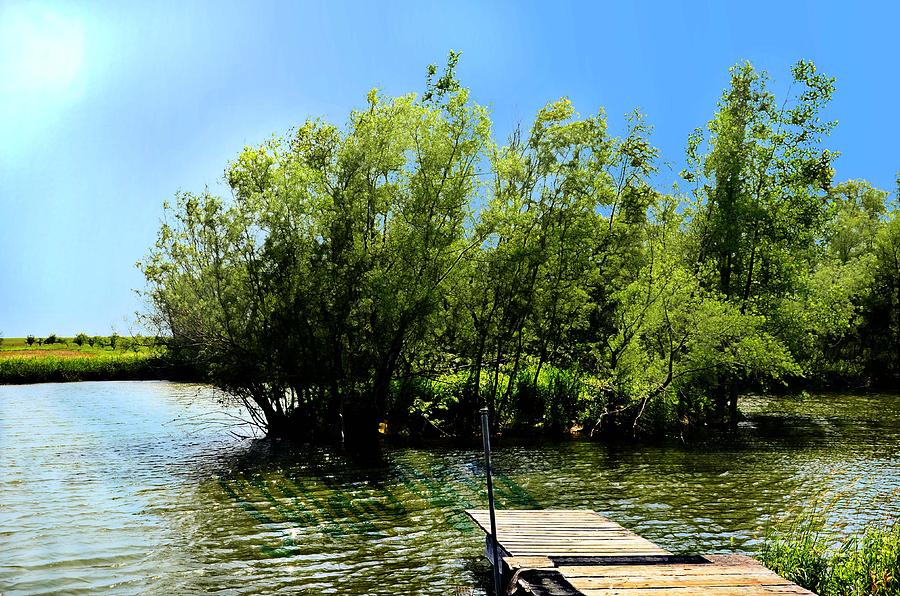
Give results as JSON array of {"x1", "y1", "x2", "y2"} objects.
[{"x1": 480, "y1": 407, "x2": 502, "y2": 596}]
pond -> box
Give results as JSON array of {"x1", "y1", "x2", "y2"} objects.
[{"x1": 1, "y1": 381, "x2": 899, "y2": 594}]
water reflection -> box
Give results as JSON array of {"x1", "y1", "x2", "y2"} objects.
[{"x1": 1, "y1": 382, "x2": 899, "y2": 593}]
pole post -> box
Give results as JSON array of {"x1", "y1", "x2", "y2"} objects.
[{"x1": 481, "y1": 407, "x2": 502, "y2": 595}]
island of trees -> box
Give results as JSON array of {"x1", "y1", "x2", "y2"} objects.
[{"x1": 141, "y1": 54, "x2": 900, "y2": 446}]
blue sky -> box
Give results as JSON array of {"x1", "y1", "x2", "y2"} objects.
[{"x1": 1, "y1": 0, "x2": 898, "y2": 337}]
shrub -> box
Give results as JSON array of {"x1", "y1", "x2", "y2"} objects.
[
  {"x1": 26, "y1": 335, "x2": 35, "y2": 346},
  {"x1": 387, "y1": 371, "x2": 470, "y2": 438},
  {"x1": 74, "y1": 333, "x2": 88, "y2": 347},
  {"x1": 759, "y1": 518, "x2": 900, "y2": 595}
]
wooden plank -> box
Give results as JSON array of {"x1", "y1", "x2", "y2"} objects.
[
  {"x1": 504, "y1": 556, "x2": 555, "y2": 570},
  {"x1": 465, "y1": 509, "x2": 670, "y2": 559},
  {"x1": 576, "y1": 585, "x2": 814, "y2": 596},
  {"x1": 558, "y1": 564, "x2": 784, "y2": 578},
  {"x1": 550, "y1": 556, "x2": 709, "y2": 567},
  {"x1": 558, "y1": 562, "x2": 813, "y2": 595},
  {"x1": 465, "y1": 511, "x2": 812, "y2": 596},
  {"x1": 566, "y1": 573, "x2": 796, "y2": 588}
]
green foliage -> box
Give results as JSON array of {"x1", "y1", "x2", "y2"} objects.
[
  {"x1": 140, "y1": 55, "x2": 899, "y2": 442},
  {"x1": 109, "y1": 333, "x2": 118, "y2": 350},
  {"x1": 585, "y1": 199, "x2": 799, "y2": 433},
  {"x1": 73, "y1": 333, "x2": 88, "y2": 347},
  {"x1": 142, "y1": 53, "x2": 490, "y2": 443},
  {"x1": 825, "y1": 180, "x2": 888, "y2": 264},
  {"x1": 759, "y1": 518, "x2": 900, "y2": 595},
  {"x1": 861, "y1": 205, "x2": 900, "y2": 384},
  {"x1": 0, "y1": 352, "x2": 168, "y2": 384},
  {"x1": 25, "y1": 335, "x2": 34, "y2": 347},
  {"x1": 680, "y1": 60, "x2": 840, "y2": 417}
]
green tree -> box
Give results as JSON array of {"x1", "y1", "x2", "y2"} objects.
[
  {"x1": 138, "y1": 54, "x2": 898, "y2": 441},
  {"x1": 142, "y1": 54, "x2": 489, "y2": 445},
  {"x1": 859, "y1": 177, "x2": 900, "y2": 383},
  {"x1": 824, "y1": 180, "x2": 888, "y2": 264},
  {"x1": 589, "y1": 197, "x2": 798, "y2": 435},
  {"x1": 447, "y1": 97, "x2": 660, "y2": 435},
  {"x1": 460, "y1": 97, "x2": 614, "y2": 429},
  {"x1": 25, "y1": 335, "x2": 35, "y2": 347},
  {"x1": 682, "y1": 60, "x2": 836, "y2": 420},
  {"x1": 779, "y1": 180, "x2": 888, "y2": 383}
]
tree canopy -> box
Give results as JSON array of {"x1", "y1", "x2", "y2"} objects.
[{"x1": 142, "y1": 55, "x2": 900, "y2": 444}]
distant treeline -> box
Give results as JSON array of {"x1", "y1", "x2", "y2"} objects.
[
  {"x1": 141, "y1": 53, "x2": 900, "y2": 444},
  {"x1": 4, "y1": 333, "x2": 146, "y2": 350}
]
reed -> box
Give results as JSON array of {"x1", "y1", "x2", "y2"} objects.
[
  {"x1": 758, "y1": 517, "x2": 900, "y2": 595},
  {"x1": 0, "y1": 352, "x2": 173, "y2": 384}
]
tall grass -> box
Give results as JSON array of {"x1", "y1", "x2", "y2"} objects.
[
  {"x1": 758, "y1": 517, "x2": 900, "y2": 595},
  {"x1": 0, "y1": 352, "x2": 186, "y2": 384}
]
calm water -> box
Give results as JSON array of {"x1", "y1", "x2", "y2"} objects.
[{"x1": 2, "y1": 382, "x2": 899, "y2": 594}]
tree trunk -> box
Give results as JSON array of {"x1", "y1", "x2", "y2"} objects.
[{"x1": 727, "y1": 380, "x2": 739, "y2": 428}]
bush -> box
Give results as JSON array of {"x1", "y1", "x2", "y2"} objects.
[
  {"x1": 386, "y1": 372, "x2": 470, "y2": 438},
  {"x1": 25, "y1": 335, "x2": 35, "y2": 346},
  {"x1": 758, "y1": 518, "x2": 900, "y2": 595},
  {"x1": 73, "y1": 333, "x2": 88, "y2": 347},
  {"x1": 109, "y1": 333, "x2": 118, "y2": 350},
  {"x1": 45, "y1": 334, "x2": 57, "y2": 345},
  {"x1": 384, "y1": 364, "x2": 588, "y2": 438}
]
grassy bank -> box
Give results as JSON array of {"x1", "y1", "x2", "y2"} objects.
[
  {"x1": 758, "y1": 518, "x2": 900, "y2": 595},
  {"x1": 0, "y1": 337, "x2": 199, "y2": 384},
  {"x1": 0, "y1": 352, "x2": 169, "y2": 384}
]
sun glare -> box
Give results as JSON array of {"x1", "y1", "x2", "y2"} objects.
[{"x1": 0, "y1": 6, "x2": 85, "y2": 94}]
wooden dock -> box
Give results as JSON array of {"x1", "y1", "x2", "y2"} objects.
[{"x1": 465, "y1": 509, "x2": 812, "y2": 595}]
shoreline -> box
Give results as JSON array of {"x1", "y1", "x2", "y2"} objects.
[{"x1": 0, "y1": 353, "x2": 202, "y2": 385}]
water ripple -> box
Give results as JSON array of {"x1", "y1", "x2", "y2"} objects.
[{"x1": 2, "y1": 383, "x2": 900, "y2": 593}]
